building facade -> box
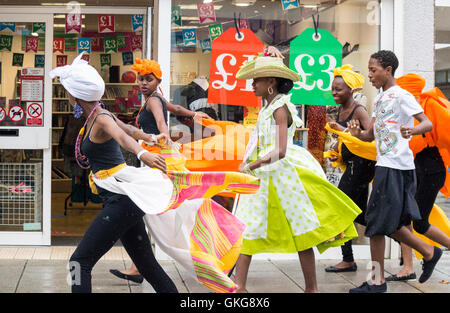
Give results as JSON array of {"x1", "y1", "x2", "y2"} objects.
[{"x1": 0, "y1": 0, "x2": 438, "y2": 260}]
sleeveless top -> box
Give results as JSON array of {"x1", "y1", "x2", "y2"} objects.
[
  {"x1": 137, "y1": 94, "x2": 168, "y2": 135},
  {"x1": 336, "y1": 104, "x2": 366, "y2": 163},
  {"x1": 81, "y1": 112, "x2": 126, "y2": 174}
]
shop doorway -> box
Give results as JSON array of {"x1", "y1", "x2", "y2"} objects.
[
  {"x1": 0, "y1": 13, "x2": 53, "y2": 245},
  {"x1": 0, "y1": 6, "x2": 150, "y2": 245}
]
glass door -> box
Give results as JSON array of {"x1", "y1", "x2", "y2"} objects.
[{"x1": 0, "y1": 13, "x2": 53, "y2": 245}]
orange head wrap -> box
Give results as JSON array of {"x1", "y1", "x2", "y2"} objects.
[
  {"x1": 131, "y1": 58, "x2": 162, "y2": 80},
  {"x1": 396, "y1": 73, "x2": 426, "y2": 97}
]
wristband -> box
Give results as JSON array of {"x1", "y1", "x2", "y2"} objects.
[{"x1": 137, "y1": 149, "x2": 149, "y2": 161}]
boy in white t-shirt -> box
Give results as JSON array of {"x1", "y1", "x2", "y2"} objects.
[{"x1": 347, "y1": 50, "x2": 443, "y2": 293}]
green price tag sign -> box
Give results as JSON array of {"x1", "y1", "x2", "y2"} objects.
[
  {"x1": 172, "y1": 6, "x2": 182, "y2": 26},
  {"x1": 12, "y1": 53, "x2": 24, "y2": 67},
  {"x1": 0, "y1": 35, "x2": 13, "y2": 51},
  {"x1": 104, "y1": 36, "x2": 118, "y2": 53},
  {"x1": 289, "y1": 28, "x2": 342, "y2": 106},
  {"x1": 32, "y1": 22, "x2": 46, "y2": 34},
  {"x1": 100, "y1": 53, "x2": 111, "y2": 67},
  {"x1": 208, "y1": 24, "x2": 223, "y2": 41}
]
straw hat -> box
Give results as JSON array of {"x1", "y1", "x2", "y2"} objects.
[{"x1": 236, "y1": 55, "x2": 300, "y2": 82}]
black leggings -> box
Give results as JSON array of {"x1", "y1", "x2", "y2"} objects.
[
  {"x1": 69, "y1": 194, "x2": 178, "y2": 293},
  {"x1": 413, "y1": 170, "x2": 446, "y2": 234},
  {"x1": 338, "y1": 154, "x2": 376, "y2": 263}
]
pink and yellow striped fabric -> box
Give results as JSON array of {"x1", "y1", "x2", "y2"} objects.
[
  {"x1": 159, "y1": 146, "x2": 259, "y2": 292},
  {"x1": 190, "y1": 199, "x2": 245, "y2": 293}
]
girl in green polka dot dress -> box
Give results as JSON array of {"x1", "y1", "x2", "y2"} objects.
[{"x1": 233, "y1": 55, "x2": 362, "y2": 293}]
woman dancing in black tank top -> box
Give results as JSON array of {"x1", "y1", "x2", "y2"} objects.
[
  {"x1": 50, "y1": 53, "x2": 178, "y2": 293},
  {"x1": 324, "y1": 70, "x2": 376, "y2": 273}
]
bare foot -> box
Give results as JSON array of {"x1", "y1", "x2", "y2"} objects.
[
  {"x1": 121, "y1": 268, "x2": 140, "y2": 276},
  {"x1": 393, "y1": 267, "x2": 415, "y2": 277},
  {"x1": 234, "y1": 287, "x2": 248, "y2": 293},
  {"x1": 331, "y1": 261, "x2": 355, "y2": 269}
]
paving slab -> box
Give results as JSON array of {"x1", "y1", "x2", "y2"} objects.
[
  {"x1": 0, "y1": 260, "x2": 26, "y2": 293},
  {"x1": 0, "y1": 250, "x2": 448, "y2": 293},
  {"x1": 130, "y1": 260, "x2": 189, "y2": 293}
]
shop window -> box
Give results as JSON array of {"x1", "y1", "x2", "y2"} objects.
[
  {"x1": 435, "y1": 70, "x2": 447, "y2": 86},
  {"x1": 169, "y1": 0, "x2": 381, "y2": 246},
  {"x1": 170, "y1": 0, "x2": 380, "y2": 121},
  {"x1": 436, "y1": 2, "x2": 450, "y2": 97},
  {"x1": 49, "y1": 13, "x2": 144, "y2": 194}
]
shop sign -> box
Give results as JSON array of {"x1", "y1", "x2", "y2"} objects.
[
  {"x1": 77, "y1": 37, "x2": 91, "y2": 54},
  {"x1": 171, "y1": 6, "x2": 182, "y2": 27},
  {"x1": 66, "y1": 14, "x2": 82, "y2": 34},
  {"x1": 289, "y1": 28, "x2": 342, "y2": 106},
  {"x1": 53, "y1": 38, "x2": 65, "y2": 53},
  {"x1": 25, "y1": 36, "x2": 39, "y2": 53},
  {"x1": 12, "y1": 53, "x2": 24, "y2": 67},
  {"x1": 32, "y1": 22, "x2": 46, "y2": 34},
  {"x1": 132, "y1": 14, "x2": 144, "y2": 32},
  {"x1": 8, "y1": 105, "x2": 25, "y2": 123},
  {"x1": 122, "y1": 51, "x2": 133, "y2": 65},
  {"x1": 207, "y1": 28, "x2": 264, "y2": 107},
  {"x1": 200, "y1": 39, "x2": 212, "y2": 53},
  {"x1": 0, "y1": 22, "x2": 15, "y2": 32},
  {"x1": 100, "y1": 54, "x2": 111, "y2": 67},
  {"x1": 130, "y1": 34, "x2": 142, "y2": 51},
  {"x1": 34, "y1": 55, "x2": 45, "y2": 68},
  {"x1": 56, "y1": 55, "x2": 68, "y2": 67},
  {"x1": 98, "y1": 15, "x2": 115, "y2": 33},
  {"x1": 208, "y1": 24, "x2": 223, "y2": 41},
  {"x1": 182, "y1": 28, "x2": 197, "y2": 47},
  {"x1": 0, "y1": 107, "x2": 6, "y2": 123},
  {"x1": 91, "y1": 37, "x2": 104, "y2": 52},
  {"x1": 0, "y1": 35, "x2": 13, "y2": 51},
  {"x1": 281, "y1": 0, "x2": 299, "y2": 10},
  {"x1": 197, "y1": 2, "x2": 216, "y2": 24},
  {"x1": 20, "y1": 68, "x2": 44, "y2": 102},
  {"x1": 26, "y1": 102, "x2": 43, "y2": 126},
  {"x1": 243, "y1": 106, "x2": 259, "y2": 127}
]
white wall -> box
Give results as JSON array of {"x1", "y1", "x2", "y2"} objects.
[{"x1": 394, "y1": 0, "x2": 435, "y2": 90}]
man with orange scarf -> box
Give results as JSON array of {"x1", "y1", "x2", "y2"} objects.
[{"x1": 387, "y1": 74, "x2": 450, "y2": 281}]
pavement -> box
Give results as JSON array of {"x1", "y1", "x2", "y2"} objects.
[
  {"x1": 0, "y1": 253, "x2": 448, "y2": 293},
  {"x1": 0, "y1": 194, "x2": 449, "y2": 294}
]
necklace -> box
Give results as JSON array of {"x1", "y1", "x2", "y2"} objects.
[{"x1": 74, "y1": 102, "x2": 102, "y2": 169}]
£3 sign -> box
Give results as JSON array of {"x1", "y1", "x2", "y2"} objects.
[
  {"x1": 289, "y1": 28, "x2": 342, "y2": 106},
  {"x1": 208, "y1": 28, "x2": 264, "y2": 107}
]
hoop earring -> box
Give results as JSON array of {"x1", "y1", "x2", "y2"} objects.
[{"x1": 268, "y1": 87, "x2": 274, "y2": 95}]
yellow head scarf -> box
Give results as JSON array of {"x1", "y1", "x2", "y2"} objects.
[
  {"x1": 131, "y1": 58, "x2": 162, "y2": 79},
  {"x1": 332, "y1": 64, "x2": 364, "y2": 92}
]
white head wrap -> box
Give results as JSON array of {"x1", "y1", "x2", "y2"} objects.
[{"x1": 49, "y1": 53, "x2": 105, "y2": 102}]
